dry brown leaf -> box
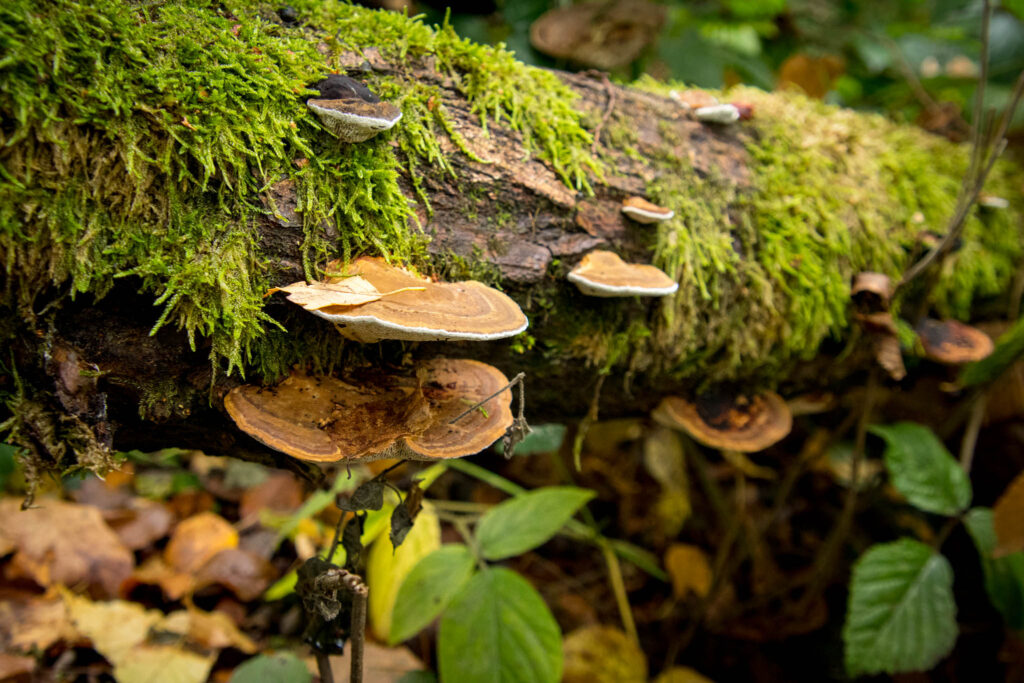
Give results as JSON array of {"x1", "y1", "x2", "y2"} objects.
[
  {"x1": 777, "y1": 53, "x2": 845, "y2": 99},
  {"x1": 127, "y1": 555, "x2": 194, "y2": 601},
  {"x1": 158, "y1": 608, "x2": 257, "y2": 653},
  {"x1": 239, "y1": 472, "x2": 304, "y2": 526},
  {"x1": 269, "y1": 276, "x2": 425, "y2": 310},
  {"x1": 0, "y1": 499, "x2": 133, "y2": 597},
  {"x1": 193, "y1": 548, "x2": 276, "y2": 601},
  {"x1": 994, "y1": 470, "x2": 1024, "y2": 557},
  {"x1": 0, "y1": 653, "x2": 36, "y2": 680},
  {"x1": 164, "y1": 512, "x2": 239, "y2": 573},
  {"x1": 562, "y1": 625, "x2": 647, "y2": 683},
  {"x1": 665, "y1": 544, "x2": 712, "y2": 599},
  {"x1": 110, "y1": 499, "x2": 175, "y2": 551},
  {"x1": 0, "y1": 593, "x2": 78, "y2": 652},
  {"x1": 653, "y1": 666, "x2": 715, "y2": 683}
]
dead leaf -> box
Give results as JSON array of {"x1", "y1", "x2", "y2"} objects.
[
  {"x1": 720, "y1": 449, "x2": 776, "y2": 480},
  {"x1": 0, "y1": 653, "x2": 36, "y2": 680},
  {"x1": 994, "y1": 470, "x2": 1024, "y2": 557},
  {"x1": 0, "y1": 499, "x2": 133, "y2": 597},
  {"x1": 653, "y1": 666, "x2": 715, "y2": 683},
  {"x1": 0, "y1": 593, "x2": 77, "y2": 652},
  {"x1": 329, "y1": 641, "x2": 425, "y2": 683},
  {"x1": 562, "y1": 625, "x2": 647, "y2": 683},
  {"x1": 61, "y1": 588, "x2": 161, "y2": 660},
  {"x1": 113, "y1": 644, "x2": 214, "y2": 683},
  {"x1": 126, "y1": 555, "x2": 194, "y2": 601},
  {"x1": 777, "y1": 53, "x2": 845, "y2": 99},
  {"x1": 239, "y1": 473, "x2": 304, "y2": 526},
  {"x1": 110, "y1": 499, "x2": 175, "y2": 551},
  {"x1": 193, "y1": 548, "x2": 276, "y2": 601},
  {"x1": 158, "y1": 608, "x2": 257, "y2": 653},
  {"x1": 664, "y1": 544, "x2": 712, "y2": 599},
  {"x1": 269, "y1": 277, "x2": 425, "y2": 310},
  {"x1": 164, "y1": 512, "x2": 239, "y2": 573}
]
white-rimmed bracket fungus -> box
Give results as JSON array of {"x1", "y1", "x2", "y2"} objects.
[
  {"x1": 916, "y1": 319, "x2": 994, "y2": 364},
  {"x1": 306, "y1": 73, "x2": 402, "y2": 142},
  {"x1": 567, "y1": 251, "x2": 678, "y2": 297},
  {"x1": 297, "y1": 257, "x2": 528, "y2": 342},
  {"x1": 621, "y1": 196, "x2": 674, "y2": 224}
]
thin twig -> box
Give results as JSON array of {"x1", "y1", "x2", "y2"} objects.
[
  {"x1": 317, "y1": 653, "x2": 333, "y2": 683},
  {"x1": 959, "y1": 392, "x2": 987, "y2": 474},
  {"x1": 571, "y1": 372, "x2": 606, "y2": 471},
  {"x1": 349, "y1": 578, "x2": 368, "y2": 683},
  {"x1": 449, "y1": 373, "x2": 525, "y2": 424},
  {"x1": 599, "y1": 539, "x2": 639, "y2": 646},
  {"x1": 585, "y1": 70, "x2": 617, "y2": 153}
]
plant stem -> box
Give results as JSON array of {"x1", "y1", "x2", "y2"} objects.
[
  {"x1": 599, "y1": 539, "x2": 639, "y2": 646},
  {"x1": 959, "y1": 392, "x2": 986, "y2": 474},
  {"x1": 349, "y1": 577, "x2": 368, "y2": 683},
  {"x1": 572, "y1": 372, "x2": 606, "y2": 471},
  {"x1": 316, "y1": 653, "x2": 333, "y2": 683}
]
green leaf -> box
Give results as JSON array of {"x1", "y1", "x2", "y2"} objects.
[
  {"x1": 960, "y1": 316, "x2": 1024, "y2": 387},
  {"x1": 843, "y1": 539, "x2": 957, "y2": 676},
  {"x1": 390, "y1": 544, "x2": 476, "y2": 645},
  {"x1": 439, "y1": 568, "x2": 562, "y2": 683},
  {"x1": 229, "y1": 653, "x2": 311, "y2": 683},
  {"x1": 871, "y1": 422, "x2": 971, "y2": 515},
  {"x1": 476, "y1": 487, "x2": 595, "y2": 560},
  {"x1": 963, "y1": 508, "x2": 1024, "y2": 630}
]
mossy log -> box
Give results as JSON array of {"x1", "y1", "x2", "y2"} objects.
[{"x1": 1, "y1": 1, "x2": 1022, "y2": 481}]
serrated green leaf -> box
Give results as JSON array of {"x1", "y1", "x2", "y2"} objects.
[
  {"x1": 476, "y1": 487, "x2": 595, "y2": 560},
  {"x1": 871, "y1": 422, "x2": 971, "y2": 515},
  {"x1": 843, "y1": 539, "x2": 957, "y2": 676},
  {"x1": 390, "y1": 544, "x2": 476, "y2": 645},
  {"x1": 230, "y1": 653, "x2": 311, "y2": 683},
  {"x1": 963, "y1": 508, "x2": 1024, "y2": 630},
  {"x1": 439, "y1": 568, "x2": 562, "y2": 683}
]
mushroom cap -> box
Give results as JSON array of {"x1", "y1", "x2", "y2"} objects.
[
  {"x1": 916, "y1": 319, "x2": 994, "y2": 364},
  {"x1": 851, "y1": 272, "x2": 893, "y2": 313},
  {"x1": 310, "y1": 74, "x2": 380, "y2": 103},
  {"x1": 224, "y1": 371, "x2": 432, "y2": 462},
  {"x1": 653, "y1": 391, "x2": 792, "y2": 452},
  {"x1": 694, "y1": 104, "x2": 740, "y2": 125},
  {"x1": 621, "y1": 196, "x2": 674, "y2": 224},
  {"x1": 310, "y1": 257, "x2": 528, "y2": 342},
  {"x1": 307, "y1": 99, "x2": 402, "y2": 142},
  {"x1": 405, "y1": 359, "x2": 514, "y2": 459},
  {"x1": 567, "y1": 251, "x2": 678, "y2": 297}
]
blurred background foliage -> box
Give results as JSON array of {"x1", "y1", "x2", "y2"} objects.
[{"x1": 366, "y1": 0, "x2": 1024, "y2": 143}]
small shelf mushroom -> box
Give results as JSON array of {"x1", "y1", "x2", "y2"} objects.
[
  {"x1": 694, "y1": 104, "x2": 740, "y2": 125},
  {"x1": 567, "y1": 250, "x2": 678, "y2": 297},
  {"x1": 306, "y1": 74, "x2": 402, "y2": 142},
  {"x1": 653, "y1": 391, "x2": 792, "y2": 453},
  {"x1": 274, "y1": 257, "x2": 528, "y2": 342},
  {"x1": 621, "y1": 196, "x2": 674, "y2": 224},
  {"x1": 916, "y1": 319, "x2": 994, "y2": 364},
  {"x1": 224, "y1": 359, "x2": 513, "y2": 463}
]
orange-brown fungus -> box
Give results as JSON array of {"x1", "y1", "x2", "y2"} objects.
[
  {"x1": 654, "y1": 391, "x2": 792, "y2": 452},
  {"x1": 916, "y1": 319, "x2": 994, "y2": 364}
]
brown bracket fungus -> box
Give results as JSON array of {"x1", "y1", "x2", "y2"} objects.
[
  {"x1": 306, "y1": 74, "x2": 402, "y2": 143},
  {"x1": 567, "y1": 250, "x2": 678, "y2": 297},
  {"x1": 916, "y1": 319, "x2": 994, "y2": 364},
  {"x1": 223, "y1": 360, "x2": 513, "y2": 463},
  {"x1": 294, "y1": 257, "x2": 528, "y2": 342},
  {"x1": 405, "y1": 359, "x2": 514, "y2": 459},
  {"x1": 621, "y1": 196, "x2": 674, "y2": 224},
  {"x1": 653, "y1": 391, "x2": 793, "y2": 453}
]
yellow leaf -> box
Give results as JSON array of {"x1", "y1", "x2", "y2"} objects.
[
  {"x1": 664, "y1": 544, "x2": 712, "y2": 599},
  {"x1": 158, "y1": 607, "x2": 257, "y2": 654},
  {"x1": 61, "y1": 588, "x2": 162, "y2": 662},
  {"x1": 164, "y1": 512, "x2": 239, "y2": 573},
  {"x1": 994, "y1": 470, "x2": 1024, "y2": 557},
  {"x1": 269, "y1": 276, "x2": 425, "y2": 310},
  {"x1": 366, "y1": 503, "x2": 440, "y2": 641},
  {"x1": 562, "y1": 625, "x2": 647, "y2": 683},
  {"x1": 721, "y1": 449, "x2": 776, "y2": 480},
  {"x1": 653, "y1": 666, "x2": 716, "y2": 683},
  {"x1": 113, "y1": 644, "x2": 213, "y2": 683}
]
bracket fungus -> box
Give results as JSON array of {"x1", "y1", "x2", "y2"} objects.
[
  {"x1": 567, "y1": 251, "x2": 678, "y2": 297},
  {"x1": 224, "y1": 359, "x2": 514, "y2": 463},
  {"x1": 281, "y1": 257, "x2": 528, "y2": 342},
  {"x1": 916, "y1": 319, "x2": 994, "y2": 364},
  {"x1": 306, "y1": 74, "x2": 402, "y2": 142},
  {"x1": 621, "y1": 196, "x2": 674, "y2": 224},
  {"x1": 653, "y1": 391, "x2": 792, "y2": 453}
]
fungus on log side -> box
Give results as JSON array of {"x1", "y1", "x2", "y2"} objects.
[
  {"x1": 568, "y1": 251, "x2": 678, "y2": 297},
  {"x1": 654, "y1": 391, "x2": 792, "y2": 453}
]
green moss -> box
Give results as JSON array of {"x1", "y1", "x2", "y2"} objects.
[{"x1": 0, "y1": 0, "x2": 600, "y2": 379}]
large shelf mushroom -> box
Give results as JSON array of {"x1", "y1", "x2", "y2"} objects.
[
  {"x1": 306, "y1": 74, "x2": 403, "y2": 143},
  {"x1": 224, "y1": 359, "x2": 513, "y2": 463},
  {"x1": 273, "y1": 257, "x2": 529, "y2": 342},
  {"x1": 568, "y1": 251, "x2": 678, "y2": 298}
]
